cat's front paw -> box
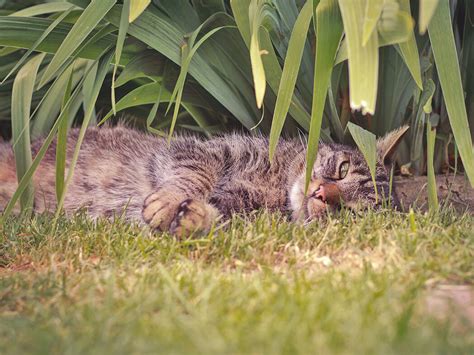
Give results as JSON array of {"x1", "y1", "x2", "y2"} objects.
[
  {"x1": 142, "y1": 192, "x2": 181, "y2": 231},
  {"x1": 169, "y1": 199, "x2": 219, "y2": 237}
]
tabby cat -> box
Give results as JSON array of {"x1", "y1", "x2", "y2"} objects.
[{"x1": 0, "y1": 125, "x2": 408, "y2": 236}]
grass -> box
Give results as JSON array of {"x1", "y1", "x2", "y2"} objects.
[{"x1": 0, "y1": 208, "x2": 473, "y2": 354}]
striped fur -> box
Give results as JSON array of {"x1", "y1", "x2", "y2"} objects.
[{"x1": 0, "y1": 125, "x2": 406, "y2": 235}]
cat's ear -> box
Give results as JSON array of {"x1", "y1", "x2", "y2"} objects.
[{"x1": 376, "y1": 125, "x2": 409, "y2": 164}]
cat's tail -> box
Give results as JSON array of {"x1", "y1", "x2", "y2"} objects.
[{"x1": 0, "y1": 139, "x2": 18, "y2": 213}]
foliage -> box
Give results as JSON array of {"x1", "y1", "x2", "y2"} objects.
[{"x1": 0, "y1": 0, "x2": 473, "y2": 215}]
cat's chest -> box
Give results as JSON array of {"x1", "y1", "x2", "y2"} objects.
[{"x1": 211, "y1": 162, "x2": 289, "y2": 214}]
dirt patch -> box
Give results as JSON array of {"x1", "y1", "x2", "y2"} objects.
[{"x1": 394, "y1": 174, "x2": 474, "y2": 213}]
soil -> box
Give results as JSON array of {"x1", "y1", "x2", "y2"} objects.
[{"x1": 394, "y1": 174, "x2": 474, "y2": 213}]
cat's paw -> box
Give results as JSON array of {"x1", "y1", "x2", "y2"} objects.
[
  {"x1": 169, "y1": 199, "x2": 219, "y2": 237},
  {"x1": 142, "y1": 192, "x2": 181, "y2": 231}
]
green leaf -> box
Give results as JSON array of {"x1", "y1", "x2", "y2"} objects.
[
  {"x1": 11, "y1": 53, "x2": 45, "y2": 211},
  {"x1": 0, "y1": 17, "x2": 123, "y2": 63},
  {"x1": 115, "y1": 51, "x2": 164, "y2": 87},
  {"x1": 1, "y1": 6, "x2": 75, "y2": 84},
  {"x1": 55, "y1": 51, "x2": 114, "y2": 216},
  {"x1": 362, "y1": 0, "x2": 383, "y2": 46},
  {"x1": 39, "y1": 0, "x2": 116, "y2": 87},
  {"x1": 10, "y1": 2, "x2": 78, "y2": 17},
  {"x1": 129, "y1": 0, "x2": 151, "y2": 23},
  {"x1": 428, "y1": 0, "x2": 474, "y2": 186},
  {"x1": 82, "y1": 61, "x2": 98, "y2": 126},
  {"x1": 231, "y1": 0, "x2": 312, "y2": 131},
  {"x1": 419, "y1": 0, "x2": 440, "y2": 34},
  {"x1": 249, "y1": 0, "x2": 268, "y2": 109},
  {"x1": 31, "y1": 59, "x2": 87, "y2": 138},
  {"x1": 410, "y1": 79, "x2": 435, "y2": 174},
  {"x1": 426, "y1": 119, "x2": 439, "y2": 210},
  {"x1": 56, "y1": 64, "x2": 74, "y2": 202},
  {"x1": 304, "y1": 0, "x2": 343, "y2": 191},
  {"x1": 339, "y1": 0, "x2": 379, "y2": 115},
  {"x1": 397, "y1": 0, "x2": 422, "y2": 89},
  {"x1": 268, "y1": 0, "x2": 313, "y2": 160},
  {"x1": 377, "y1": 7, "x2": 414, "y2": 45},
  {"x1": 347, "y1": 122, "x2": 378, "y2": 202},
  {"x1": 100, "y1": 82, "x2": 172, "y2": 124},
  {"x1": 112, "y1": 0, "x2": 130, "y2": 115},
  {"x1": 166, "y1": 17, "x2": 234, "y2": 139},
  {"x1": 2, "y1": 75, "x2": 86, "y2": 219}
]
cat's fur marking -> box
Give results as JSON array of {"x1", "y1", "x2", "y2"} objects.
[{"x1": 0, "y1": 125, "x2": 407, "y2": 235}]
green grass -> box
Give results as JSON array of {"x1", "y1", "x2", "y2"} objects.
[{"x1": 1, "y1": 209, "x2": 473, "y2": 354}]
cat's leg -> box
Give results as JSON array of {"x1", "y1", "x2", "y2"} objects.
[
  {"x1": 142, "y1": 148, "x2": 222, "y2": 235},
  {"x1": 142, "y1": 188, "x2": 219, "y2": 236}
]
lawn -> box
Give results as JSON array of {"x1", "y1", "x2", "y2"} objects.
[{"x1": 1, "y1": 209, "x2": 473, "y2": 354}]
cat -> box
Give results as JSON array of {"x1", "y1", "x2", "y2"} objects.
[{"x1": 0, "y1": 125, "x2": 408, "y2": 236}]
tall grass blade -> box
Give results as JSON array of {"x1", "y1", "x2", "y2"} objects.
[
  {"x1": 39, "y1": 0, "x2": 116, "y2": 87},
  {"x1": 56, "y1": 51, "x2": 114, "y2": 216},
  {"x1": 419, "y1": 0, "x2": 440, "y2": 34},
  {"x1": 232, "y1": 0, "x2": 312, "y2": 131},
  {"x1": 10, "y1": 2, "x2": 77, "y2": 17},
  {"x1": 166, "y1": 23, "x2": 233, "y2": 139},
  {"x1": 268, "y1": 0, "x2": 312, "y2": 160},
  {"x1": 304, "y1": 0, "x2": 343, "y2": 190},
  {"x1": 362, "y1": 0, "x2": 383, "y2": 46},
  {"x1": 1, "y1": 60, "x2": 101, "y2": 220},
  {"x1": 30, "y1": 59, "x2": 87, "y2": 138},
  {"x1": 428, "y1": 0, "x2": 474, "y2": 186},
  {"x1": 410, "y1": 79, "x2": 435, "y2": 173},
  {"x1": 426, "y1": 119, "x2": 439, "y2": 210},
  {"x1": 347, "y1": 122, "x2": 378, "y2": 202},
  {"x1": 56, "y1": 64, "x2": 74, "y2": 202},
  {"x1": 82, "y1": 61, "x2": 98, "y2": 126},
  {"x1": 129, "y1": 0, "x2": 151, "y2": 23},
  {"x1": 112, "y1": 0, "x2": 130, "y2": 115},
  {"x1": 249, "y1": 0, "x2": 268, "y2": 109},
  {"x1": 397, "y1": 0, "x2": 422, "y2": 89},
  {"x1": 0, "y1": 17, "x2": 120, "y2": 63},
  {"x1": 1, "y1": 6, "x2": 75, "y2": 84},
  {"x1": 100, "y1": 82, "x2": 173, "y2": 124},
  {"x1": 339, "y1": 0, "x2": 378, "y2": 115},
  {"x1": 11, "y1": 53, "x2": 45, "y2": 211}
]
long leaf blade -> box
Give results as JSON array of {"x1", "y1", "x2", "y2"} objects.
[
  {"x1": 129, "y1": 0, "x2": 151, "y2": 23},
  {"x1": 305, "y1": 0, "x2": 343, "y2": 191},
  {"x1": 347, "y1": 122, "x2": 378, "y2": 202},
  {"x1": 419, "y1": 0, "x2": 440, "y2": 34},
  {"x1": 268, "y1": 0, "x2": 313, "y2": 160},
  {"x1": 39, "y1": 0, "x2": 116, "y2": 87},
  {"x1": 428, "y1": 0, "x2": 474, "y2": 186},
  {"x1": 11, "y1": 53, "x2": 45, "y2": 210},
  {"x1": 339, "y1": 0, "x2": 379, "y2": 115}
]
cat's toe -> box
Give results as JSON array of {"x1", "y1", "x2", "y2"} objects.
[
  {"x1": 170, "y1": 199, "x2": 218, "y2": 237},
  {"x1": 142, "y1": 193, "x2": 178, "y2": 231}
]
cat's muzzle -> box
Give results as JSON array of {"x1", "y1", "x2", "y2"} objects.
[{"x1": 306, "y1": 180, "x2": 342, "y2": 218}]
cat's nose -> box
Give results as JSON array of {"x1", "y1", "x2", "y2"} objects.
[
  {"x1": 309, "y1": 181, "x2": 341, "y2": 205},
  {"x1": 313, "y1": 185, "x2": 327, "y2": 202},
  {"x1": 307, "y1": 179, "x2": 324, "y2": 199}
]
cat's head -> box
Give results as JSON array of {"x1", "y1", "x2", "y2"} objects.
[{"x1": 290, "y1": 126, "x2": 409, "y2": 221}]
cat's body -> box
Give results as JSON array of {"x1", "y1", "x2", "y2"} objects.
[{"x1": 0, "y1": 125, "x2": 407, "y2": 235}]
